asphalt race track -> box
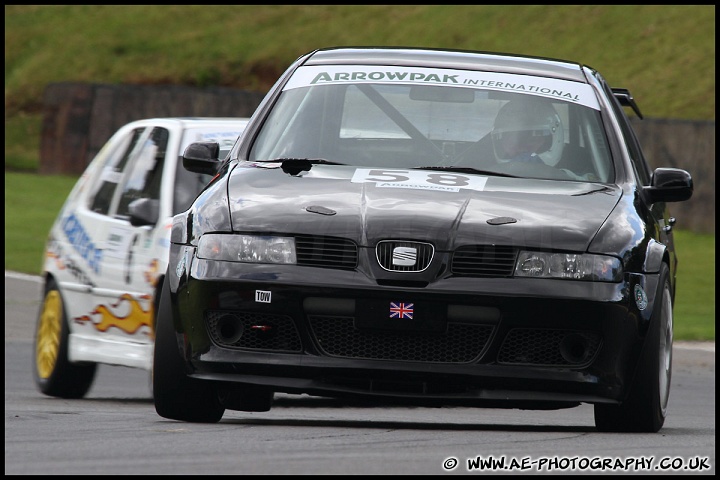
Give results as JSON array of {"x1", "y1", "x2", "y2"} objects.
[{"x1": 5, "y1": 271, "x2": 715, "y2": 475}]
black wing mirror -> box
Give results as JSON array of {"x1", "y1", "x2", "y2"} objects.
[
  {"x1": 183, "y1": 141, "x2": 221, "y2": 175},
  {"x1": 128, "y1": 198, "x2": 160, "y2": 226},
  {"x1": 643, "y1": 168, "x2": 693, "y2": 203}
]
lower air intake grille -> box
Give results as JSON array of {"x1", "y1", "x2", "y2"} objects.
[
  {"x1": 497, "y1": 328, "x2": 602, "y2": 367},
  {"x1": 307, "y1": 315, "x2": 493, "y2": 363},
  {"x1": 205, "y1": 310, "x2": 302, "y2": 352}
]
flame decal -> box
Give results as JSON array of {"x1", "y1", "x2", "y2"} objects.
[
  {"x1": 47, "y1": 251, "x2": 66, "y2": 270},
  {"x1": 75, "y1": 293, "x2": 154, "y2": 337},
  {"x1": 144, "y1": 259, "x2": 160, "y2": 287}
]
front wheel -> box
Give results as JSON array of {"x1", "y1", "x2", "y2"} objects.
[
  {"x1": 153, "y1": 277, "x2": 225, "y2": 423},
  {"x1": 33, "y1": 278, "x2": 96, "y2": 398},
  {"x1": 594, "y1": 264, "x2": 673, "y2": 432}
]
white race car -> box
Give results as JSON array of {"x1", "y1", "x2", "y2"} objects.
[{"x1": 33, "y1": 117, "x2": 250, "y2": 398}]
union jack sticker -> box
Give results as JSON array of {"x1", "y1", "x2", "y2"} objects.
[{"x1": 389, "y1": 302, "x2": 414, "y2": 319}]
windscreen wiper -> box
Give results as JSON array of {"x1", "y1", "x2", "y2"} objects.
[
  {"x1": 267, "y1": 157, "x2": 346, "y2": 165},
  {"x1": 412, "y1": 166, "x2": 518, "y2": 177},
  {"x1": 572, "y1": 185, "x2": 615, "y2": 196},
  {"x1": 265, "y1": 157, "x2": 345, "y2": 175}
]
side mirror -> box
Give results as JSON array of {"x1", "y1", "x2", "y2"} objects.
[
  {"x1": 128, "y1": 198, "x2": 160, "y2": 226},
  {"x1": 183, "y1": 142, "x2": 221, "y2": 175},
  {"x1": 643, "y1": 168, "x2": 693, "y2": 203}
]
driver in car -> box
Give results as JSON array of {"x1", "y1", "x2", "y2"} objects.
[{"x1": 490, "y1": 99, "x2": 564, "y2": 165}]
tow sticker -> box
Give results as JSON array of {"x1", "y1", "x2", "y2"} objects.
[{"x1": 256, "y1": 290, "x2": 271, "y2": 303}]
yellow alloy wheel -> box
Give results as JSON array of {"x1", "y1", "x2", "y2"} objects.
[{"x1": 35, "y1": 290, "x2": 63, "y2": 379}]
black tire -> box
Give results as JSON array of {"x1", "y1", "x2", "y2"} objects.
[
  {"x1": 33, "y1": 278, "x2": 97, "y2": 398},
  {"x1": 594, "y1": 263, "x2": 673, "y2": 432},
  {"x1": 153, "y1": 278, "x2": 225, "y2": 423}
]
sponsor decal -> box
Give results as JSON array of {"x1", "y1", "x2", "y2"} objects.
[
  {"x1": 47, "y1": 249, "x2": 96, "y2": 287},
  {"x1": 103, "y1": 227, "x2": 133, "y2": 259},
  {"x1": 61, "y1": 213, "x2": 103, "y2": 274},
  {"x1": 182, "y1": 130, "x2": 242, "y2": 152},
  {"x1": 285, "y1": 65, "x2": 600, "y2": 109},
  {"x1": 389, "y1": 302, "x2": 414, "y2": 320}
]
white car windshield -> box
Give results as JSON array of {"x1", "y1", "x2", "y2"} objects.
[{"x1": 249, "y1": 65, "x2": 613, "y2": 182}]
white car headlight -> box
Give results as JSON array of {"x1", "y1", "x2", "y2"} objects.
[
  {"x1": 514, "y1": 251, "x2": 622, "y2": 282},
  {"x1": 197, "y1": 234, "x2": 297, "y2": 264}
]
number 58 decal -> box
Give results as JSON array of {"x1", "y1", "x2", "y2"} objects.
[{"x1": 350, "y1": 168, "x2": 488, "y2": 192}]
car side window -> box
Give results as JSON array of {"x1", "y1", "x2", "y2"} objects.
[
  {"x1": 88, "y1": 127, "x2": 145, "y2": 215},
  {"x1": 116, "y1": 127, "x2": 170, "y2": 218},
  {"x1": 173, "y1": 156, "x2": 213, "y2": 215},
  {"x1": 603, "y1": 84, "x2": 651, "y2": 185}
]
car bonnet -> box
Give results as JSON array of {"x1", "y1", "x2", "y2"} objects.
[{"x1": 225, "y1": 164, "x2": 621, "y2": 252}]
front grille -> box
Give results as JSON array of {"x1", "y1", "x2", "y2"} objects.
[
  {"x1": 205, "y1": 310, "x2": 302, "y2": 352},
  {"x1": 451, "y1": 245, "x2": 517, "y2": 277},
  {"x1": 308, "y1": 315, "x2": 493, "y2": 363},
  {"x1": 295, "y1": 234, "x2": 358, "y2": 269},
  {"x1": 376, "y1": 240, "x2": 434, "y2": 272},
  {"x1": 497, "y1": 328, "x2": 602, "y2": 367}
]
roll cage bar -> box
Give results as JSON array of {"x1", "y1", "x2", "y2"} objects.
[{"x1": 612, "y1": 88, "x2": 643, "y2": 119}]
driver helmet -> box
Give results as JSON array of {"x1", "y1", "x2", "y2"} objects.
[{"x1": 491, "y1": 99, "x2": 565, "y2": 165}]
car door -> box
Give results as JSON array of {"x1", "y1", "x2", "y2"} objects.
[{"x1": 89, "y1": 125, "x2": 172, "y2": 347}]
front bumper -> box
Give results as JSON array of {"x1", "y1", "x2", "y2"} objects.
[{"x1": 169, "y1": 256, "x2": 659, "y2": 408}]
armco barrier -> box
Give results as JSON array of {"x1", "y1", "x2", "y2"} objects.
[{"x1": 39, "y1": 82, "x2": 715, "y2": 234}]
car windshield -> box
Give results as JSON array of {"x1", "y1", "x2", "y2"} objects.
[{"x1": 249, "y1": 65, "x2": 614, "y2": 182}]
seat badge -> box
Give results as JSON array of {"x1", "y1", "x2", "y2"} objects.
[
  {"x1": 389, "y1": 302, "x2": 414, "y2": 319},
  {"x1": 392, "y1": 246, "x2": 417, "y2": 266},
  {"x1": 634, "y1": 285, "x2": 648, "y2": 310}
]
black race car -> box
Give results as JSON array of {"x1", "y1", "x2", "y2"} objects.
[{"x1": 153, "y1": 47, "x2": 693, "y2": 432}]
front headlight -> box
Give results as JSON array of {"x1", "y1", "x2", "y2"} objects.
[
  {"x1": 514, "y1": 251, "x2": 622, "y2": 282},
  {"x1": 197, "y1": 234, "x2": 297, "y2": 264}
]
